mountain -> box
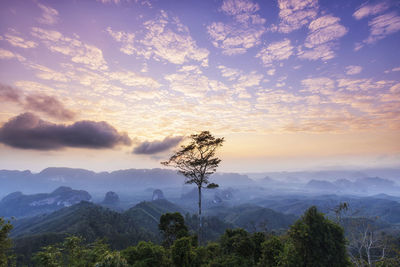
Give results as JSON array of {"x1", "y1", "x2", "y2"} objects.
[
  {"x1": 246, "y1": 169, "x2": 400, "y2": 182},
  {"x1": 11, "y1": 201, "x2": 156, "y2": 265},
  {"x1": 0, "y1": 186, "x2": 91, "y2": 218},
  {"x1": 102, "y1": 191, "x2": 120, "y2": 205},
  {"x1": 306, "y1": 180, "x2": 339, "y2": 191},
  {"x1": 124, "y1": 199, "x2": 186, "y2": 233},
  {"x1": 303, "y1": 177, "x2": 399, "y2": 194},
  {"x1": 206, "y1": 204, "x2": 297, "y2": 232},
  {"x1": 254, "y1": 194, "x2": 400, "y2": 224},
  {"x1": 0, "y1": 167, "x2": 258, "y2": 197}
]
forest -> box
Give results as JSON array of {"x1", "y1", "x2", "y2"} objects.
[{"x1": 1, "y1": 204, "x2": 400, "y2": 267}]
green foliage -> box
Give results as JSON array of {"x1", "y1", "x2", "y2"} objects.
[
  {"x1": 121, "y1": 241, "x2": 170, "y2": 267},
  {"x1": 257, "y1": 235, "x2": 284, "y2": 267},
  {"x1": 158, "y1": 212, "x2": 189, "y2": 247},
  {"x1": 170, "y1": 236, "x2": 195, "y2": 267},
  {"x1": 288, "y1": 206, "x2": 351, "y2": 267},
  {"x1": 0, "y1": 217, "x2": 14, "y2": 267},
  {"x1": 33, "y1": 236, "x2": 119, "y2": 267},
  {"x1": 33, "y1": 245, "x2": 63, "y2": 267},
  {"x1": 219, "y1": 228, "x2": 256, "y2": 265},
  {"x1": 94, "y1": 251, "x2": 128, "y2": 267}
]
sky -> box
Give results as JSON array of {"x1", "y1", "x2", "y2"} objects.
[{"x1": 0, "y1": 0, "x2": 399, "y2": 173}]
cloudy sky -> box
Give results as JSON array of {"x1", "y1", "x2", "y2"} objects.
[{"x1": 0, "y1": 0, "x2": 399, "y2": 173}]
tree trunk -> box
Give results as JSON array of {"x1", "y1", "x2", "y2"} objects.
[{"x1": 198, "y1": 185, "x2": 202, "y2": 245}]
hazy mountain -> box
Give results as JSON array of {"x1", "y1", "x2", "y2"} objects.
[
  {"x1": 247, "y1": 169, "x2": 400, "y2": 182},
  {"x1": 304, "y1": 177, "x2": 399, "y2": 194},
  {"x1": 0, "y1": 167, "x2": 256, "y2": 197},
  {"x1": 254, "y1": 194, "x2": 400, "y2": 224},
  {"x1": 0, "y1": 186, "x2": 91, "y2": 218}
]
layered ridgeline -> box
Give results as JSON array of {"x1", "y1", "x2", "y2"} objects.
[
  {"x1": 1, "y1": 167, "x2": 400, "y2": 197},
  {"x1": 8, "y1": 195, "x2": 296, "y2": 264}
]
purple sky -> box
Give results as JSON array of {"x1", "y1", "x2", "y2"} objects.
[{"x1": 0, "y1": 0, "x2": 399, "y2": 172}]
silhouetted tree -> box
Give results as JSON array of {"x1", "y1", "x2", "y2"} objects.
[{"x1": 162, "y1": 131, "x2": 224, "y2": 242}]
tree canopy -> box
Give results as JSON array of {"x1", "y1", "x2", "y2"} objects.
[{"x1": 161, "y1": 131, "x2": 224, "y2": 188}]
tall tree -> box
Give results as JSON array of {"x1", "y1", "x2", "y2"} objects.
[{"x1": 162, "y1": 131, "x2": 224, "y2": 241}]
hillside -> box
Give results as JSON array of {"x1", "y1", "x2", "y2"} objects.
[{"x1": 206, "y1": 204, "x2": 297, "y2": 232}]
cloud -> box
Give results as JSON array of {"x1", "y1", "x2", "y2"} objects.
[
  {"x1": 217, "y1": 65, "x2": 263, "y2": 97},
  {"x1": 135, "y1": 11, "x2": 209, "y2": 66},
  {"x1": 24, "y1": 94, "x2": 75, "y2": 121},
  {"x1": 0, "y1": 83, "x2": 75, "y2": 120},
  {"x1": 255, "y1": 89, "x2": 301, "y2": 111},
  {"x1": 276, "y1": 0, "x2": 319, "y2": 33},
  {"x1": 353, "y1": 2, "x2": 390, "y2": 20},
  {"x1": 297, "y1": 43, "x2": 335, "y2": 61},
  {"x1": 28, "y1": 63, "x2": 69, "y2": 82},
  {"x1": 234, "y1": 71, "x2": 263, "y2": 98},
  {"x1": 133, "y1": 136, "x2": 183, "y2": 154},
  {"x1": 0, "y1": 113, "x2": 131, "y2": 150},
  {"x1": 298, "y1": 15, "x2": 347, "y2": 60},
  {"x1": 337, "y1": 78, "x2": 389, "y2": 91},
  {"x1": 305, "y1": 15, "x2": 348, "y2": 47},
  {"x1": 37, "y1": 3, "x2": 59, "y2": 25},
  {"x1": 0, "y1": 83, "x2": 21, "y2": 102},
  {"x1": 218, "y1": 65, "x2": 241, "y2": 81},
  {"x1": 31, "y1": 27, "x2": 108, "y2": 71},
  {"x1": 301, "y1": 77, "x2": 335, "y2": 94},
  {"x1": 108, "y1": 71, "x2": 160, "y2": 89},
  {"x1": 207, "y1": 0, "x2": 266, "y2": 55},
  {"x1": 3, "y1": 30, "x2": 37, "y2": 49},
  {"x1": 0, "y1": 48, "x2": 25, "y2": 61},
  {"x1": 365, "y1": 12, "x2": 400, "y2": 44},
  {"x1": 106, "y1": 27, "x2": 135, "y2": 55},
  {"x1": 267, "y1": 69, "x2": 276, "y2": 76},
  {"x1": 97, "y1": 0, "x2": 151, "y2": 7},
  {"x1": 97, "y1": 0, "x2": 122, "y2": 3},
  {"x1": 346, "y1": 65, "x2": 362, "y2": 75},
  {"x1": 165, "y1": 65, "x2": 222, "y2": 97},
  {"x1": 256, "y1": 38, "x2": 294, "y2": 66}
]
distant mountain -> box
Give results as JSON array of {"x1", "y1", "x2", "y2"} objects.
[
  {"x1": 0, "y1": 167, "x2": 257, "y2": 196},
  {"x1": 102, "y1": 191, "x2": 120, "y2": 205},
  {"x1": 246, "y1": 168, "x2": 400, "y2": 182},
  {"x1": 306, "y1": 180, "x2": 339, "y2": 191},
  {"x1": 304, "y1": 177, "x2": 399, "y2": 194},
  {"x1": 0, "y1": 186, "x2": 91, "y2": 218},
  {"x1": 255, "y1": 194, "x2": 400, "y2": 224}
]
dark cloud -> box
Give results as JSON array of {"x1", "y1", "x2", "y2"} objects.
[
  {"x1": 25, "y1": 94, "x2": 75, "y2": 120},
  {"x1": 0, "y1": 83, "x2": 21, "y2": 102},
  {"x1": 0, "y1": 83, "x2": 75, "y2": 120},
  {"x1": 0, "y1": 113, "x2": 132, "y2": 150},
  {"x1": 133, "y1": 136, "x2": 183, "y2": 155}
]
